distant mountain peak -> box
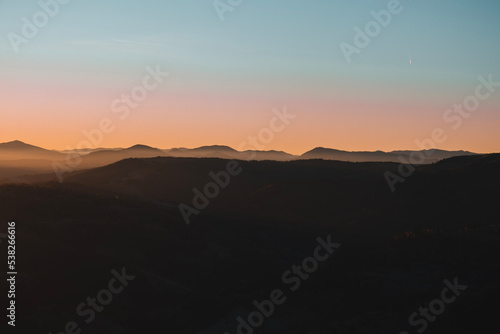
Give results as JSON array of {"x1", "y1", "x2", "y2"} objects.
[
  {"x1": 3, "y1": 140, "x2": 27, "y2": 146},
  {"x1": 193, "y1": 145, "x2": 237, "y2": 152},
  {"x1": 126, "y1": 144, "x2": 160, "y2": 151},
  {"x1": 301, "y1": 146, "x2": 478, "y2": 164},
  {"x1": 0, "y1": 140, "x2": 45, "y2": 150},
  {"x1": 307, "y1": 147, "x2": 340, "y2": 153}
]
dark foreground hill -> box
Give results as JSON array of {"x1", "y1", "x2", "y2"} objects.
[{"x1": 0, "y1": 154, "x2": 499, "y2": 333}]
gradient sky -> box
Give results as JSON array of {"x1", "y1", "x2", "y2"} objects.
[{"x1": 1, "y1": 0, "x2": 499, "y2": 154}]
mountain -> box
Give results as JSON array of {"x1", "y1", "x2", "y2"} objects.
[
  {"x1": 79, "y1": 144, "x2": 167, "y2": 168},
  {"x1": 300, "y1": 147, "x2": 477, "y2": 163},
  {"x1": 0, "y1": 140, "x2": 65, "y2": 161},
  {"x1": 165, "y1": 145, "x2": 238, "y2": 159},
  {"x1": 78, "y1": 144, "x2": 295, "y2": 167},
  {"x1": 0, "y1": 140, "x2": 479, "y2": 166},
  {"x1": 0, "y1": 142, "x2": 167, "y2": 182},
  {"x1": 0, "y1": 140, "x2": 482, "y2": 183},
  {"x1": 300, "y1": 147, "x2": 400, "y2": 162},
  {"x1": 126, "y1": 144, "x2": 164, "y2": 152},
  {"x1": 165, "y1": 146, "x2": 297, "y2": 161},
  {"x1": 0, "y1": 141, "x2": 67, "y2": 181},
  {"x1": 191, "y1": 145, "x2": 237, "y2": 152}
]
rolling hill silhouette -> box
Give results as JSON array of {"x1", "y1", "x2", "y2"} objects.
[
  {"x1": 78, "y1": 144, "x2": 167, "y2": 168},
  {"x1": 1, "y1": 153, "x2": 498, "y2": 333},
  {"x1": 0, "y1": 140, "x2": 483, "y2": 184},
  {"x1": 0, "y1": 140, "x2": 64, "y2": 160},
  {"x1": 0, "y1": 140, "x2": 479, "y2": 164},
  {"x1": 300, "y1": 147, "x2": 477, "y2": 163}
]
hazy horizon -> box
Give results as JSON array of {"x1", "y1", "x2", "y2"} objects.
[{"x1": 0, "y1": 139, "x2": 492, "y2": 155}]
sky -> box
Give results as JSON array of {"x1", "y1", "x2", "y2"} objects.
[{"x1": 0, "y1": 0, "x2": 499, "y2": 154}]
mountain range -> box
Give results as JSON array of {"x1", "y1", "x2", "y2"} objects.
[
  {"x1": 0, "y1": 140, "x2": 478, "y2": 163},
  {"x1": 0, "y1": 140, "x2": 481, "y2": 183}
]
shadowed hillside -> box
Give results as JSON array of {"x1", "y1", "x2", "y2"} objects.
[{"x1": 1, "y1": 154, "x2": 499, "y2": 333}]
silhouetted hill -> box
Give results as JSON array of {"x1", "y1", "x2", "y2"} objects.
[
  {"x1": 126, "y1": 144, "x2": 164, "y2": 152},
  {"x1": 0, "y1": 140, "x2": 64, "y2": 160},
  {"x1": 62, "y1": 153, "x2": 499, "y2": 227},
  {"x1": 165, "y1": 146, "x2": 296, "y2": 161},
  {"x1": 301, "y1": 147, "x2": 400, "y2": 162},
  {"x1": 65, "y1": 157, "x2": 399, "y2": 218},
  {"x1": 78, "y1": 145, "x2": 167, "y2": 168},
  {"x1": 192, "y1": 145, "x2": 237, "y2": 152},
  {"x1": 165, "y1": 145, "x2": 238, "y2": 160},
  {"x1": 0, "y1": 140, "x2": 482, "y2": 183},
  {"x1": 0, "y1": 141, "x2": 66, "y2": 180},
  {"x1": 301, "y1": 147, "x2": 477, "y2": 163},
  {"x1": 1, "y1": 153, "x2": 499, "y2": 333}
]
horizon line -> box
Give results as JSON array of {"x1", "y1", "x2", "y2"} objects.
[{"x1": 0, "y1": 140, "x2": 494, "y2": 156}]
